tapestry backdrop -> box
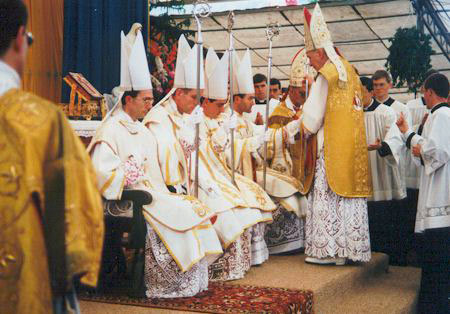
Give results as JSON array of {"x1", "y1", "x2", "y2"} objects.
[{"x1": 62, "y1": 0, "x2": 149, "y2": 102}]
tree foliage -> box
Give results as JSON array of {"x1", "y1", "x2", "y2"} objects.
[{"x1": 385, "y1": 27, "x2": 434, "y2": 94}]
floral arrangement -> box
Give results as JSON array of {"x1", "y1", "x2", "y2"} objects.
[{"x1": 148, "y1": 0, "x2": 193, "y2": 102}]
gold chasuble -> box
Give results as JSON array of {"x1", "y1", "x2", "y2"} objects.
[
  {"x1": 319, "y1": 58, "x2": 372, "y2": 197},
  {"x1": 268, "y1": 101, "x2": 317, "y2": 194},
  {"x1": 0, "y1": 89, "x2": 104, "y2": 314}
]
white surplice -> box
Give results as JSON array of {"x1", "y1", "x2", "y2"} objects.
[
  {"x1": 90, "y1": 108, "x2": 223, "y2": 298},
  {"x1": 377, "y1": 97, "x2": 411, "y2": 192},
  {"x1": 364, "y1": 101, "x2": 406, "y2": 201},
  {"x1": 301, "y1": 75, "x2": 371, "y2": 262},
  {"x1": 405, "y1": 97, "x2": 429, "y2": 188},
  {"x1": 403, "y1": 104, "x2": 450, "y2": 233}
]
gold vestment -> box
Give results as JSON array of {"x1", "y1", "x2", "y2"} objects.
[
  {"x1": 0, "y1": 89, "x2": 104, "y2": 314},
  {"x1": 319, "y1": 58, "x2": 372, "y2": 197},
  {"x1": 268, "y1": 101, "x2": 317, "y2": 194}
]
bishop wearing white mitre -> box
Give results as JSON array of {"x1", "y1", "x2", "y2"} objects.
[
  {"x1": 144, "y1": 36, "x2": 273, "y2": 281},
  {"x1": 88, "y1": 25, "x2": 222, "y2": 298},
  {"x1": 300, "y1": 4, "x2": 372, "y2": 265},
  {"x1": 222, "y1": 48, "x2": 305, "y2": 261}
]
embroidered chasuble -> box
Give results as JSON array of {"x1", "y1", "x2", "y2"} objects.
[
  {"x1": 0, "y1": 89, "x2": 104, "y2": 314},
  {"x1": 145, "y1": 98, "x2": 266, "y2": 247},
  {"x1": 90, "y1": 108, "x2": 222, "y2": 274},
  {"x1": 306, "y1": 58, "x2": 372, "y2": 197},
  {"x1": 268, "y1": 96, "x2": 317, "y2": 195},
  {"x1": 301, "y1": 59, "x2": 371, "y2": 262}
]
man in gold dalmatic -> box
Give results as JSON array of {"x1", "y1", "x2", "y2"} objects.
[
  {"x1": 0, "y1": 1, "x2": 104, "y2": 313},
  {"x1": 299, "y1": 4, "x2": 372, "y2": 265}
]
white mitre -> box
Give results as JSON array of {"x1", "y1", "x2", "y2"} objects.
[
  {"x1": 204, "y1": 47, "x2": 229, "y2": 100},
  {"x1": 104, "y1": 23, "x2": 152, "y2": 120},
  {"x1": 304, "y1": 4, "x2": 347, "y2": 85},
  {"x1": 232, "y1": 49, "x2": 254, "y2": 95},
  {"x1": 120, "y1": 23, "x2": 152, "y2": 92},
  {"x1": 174, "y1": 34, "x2": 205, "y2": 89}
]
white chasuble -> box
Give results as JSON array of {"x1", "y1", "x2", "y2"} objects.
[
  {"x1": 90, "y1": 108, "x2": 222, "y2": 272},
  {"x1": 146, "y1": 98, "x2": 263, "y2": 248}
]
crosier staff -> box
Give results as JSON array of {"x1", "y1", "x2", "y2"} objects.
[
  {"x1": 227, "y1": 11, "x2": 238, "y2": 187},
  {"x1": 192, "y1": 0, "x2": 211, "y2": 197},
  {"x1": 262, "y1": 23, "x2": 280, "y2": 190}
]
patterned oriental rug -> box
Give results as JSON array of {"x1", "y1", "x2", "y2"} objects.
[{"x1": 80, "y1": 282, "x2": 314, "y2": 313}]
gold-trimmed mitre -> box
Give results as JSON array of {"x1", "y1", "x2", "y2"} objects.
[
  {"x1": 290, "y1": 48, "x2": 316, "y2": 87},
  {"x1": 303, "y1": 4, "x2": 348, "y2": 86}
]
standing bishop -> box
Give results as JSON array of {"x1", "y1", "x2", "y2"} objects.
[
  {"x1": 89, "y1": 26, "x2": 222, "y2": 298},
  {"x1": 300, "y1": 4, "x2": 372, "y2": 265}
]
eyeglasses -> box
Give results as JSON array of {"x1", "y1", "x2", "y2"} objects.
[
  {"x1": 26, "y1": 32, "x2": 33, "y2": 46},
  {"x1": 137, "y1": 97, "x2": 153, "y2": 105}
]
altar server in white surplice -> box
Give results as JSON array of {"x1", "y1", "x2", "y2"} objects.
[
  {"x1": 362, "y1": 77, "x2": 405, "y2": 201},
  {"x1": 372, "y1": 69, "x2": 417, "y2": 265},
  {"x1": 361, "y1": 76, "x2": 406, "y2": 257},
  {"x1": 88, "y1": 25, "x2": 222, "y2": 298},
  {"x1": 144, "y1": 38, "x2": 268, "y2": 282},
  {"x1": 396, "y1": 73, "x2": 449, "y2": 314},
  {"x1": 404, "y1": 69, "x2": 438, "y2": 189}
]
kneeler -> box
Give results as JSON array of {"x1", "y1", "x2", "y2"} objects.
[{"x1": 100, "y1": 189, "x2": 152, "y2": 298}]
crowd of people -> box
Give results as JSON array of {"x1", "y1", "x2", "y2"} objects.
[{"x1": 0, "y1": 1, "x2": 448, "y2": 314}]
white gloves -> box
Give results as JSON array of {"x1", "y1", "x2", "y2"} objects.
[
  {"x1": 190, "y1": 105, "x2": 204, "y2": 125},
  {"x1": 284, "y1": 118, "x2": 301, "y2": 138},
  {"x1": 223, "y1": 114, "x2": 238, "y2": 133}
]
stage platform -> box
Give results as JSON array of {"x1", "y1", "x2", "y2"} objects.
[{"x1": 80, "y1": 252, "x2": 421, "y2": 313}]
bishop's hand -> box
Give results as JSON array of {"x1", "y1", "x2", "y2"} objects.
[
  {"x1": 254, "y1": 112, "x2": 264, "y2": 125},
  {"x1": 396, "y1": 112, "x2": 409, "y2": 134},
  {"x1": 367, "y1": 138, "x2": 382, "y2": 151},
  {"x1": 412, "y1": 144, "x2": 422, "y2": 157}
]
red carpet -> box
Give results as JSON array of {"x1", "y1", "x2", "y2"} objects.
[{"x1": 80, "y1": 282, "x2": 314, "y2": 313}]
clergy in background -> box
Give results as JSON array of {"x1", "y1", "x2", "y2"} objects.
[
  {"x1": 89, "y1": 26, "x2": 222, "y2": 298},
  {"x1": 372, "y1": 69, "x2": 413, "y2": 265},
  {"x1": 0, "y1": 1, "x2": 104, "y2": 313},
  {"x1": 301, "y1": 4, "x2": 372, "y2": 265},
  {"x1": 269, "y1": 78, "x2": 282, "y2": 101},
  {"x1": 361, "y1": 76, "x2": 406, "y2": 257},
  {"x1": 396, "y1": 73, "x2": 449, "y2": 314},
  {"x1": 404, "y1": 69, "x2": 438, "y2": 189}
]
